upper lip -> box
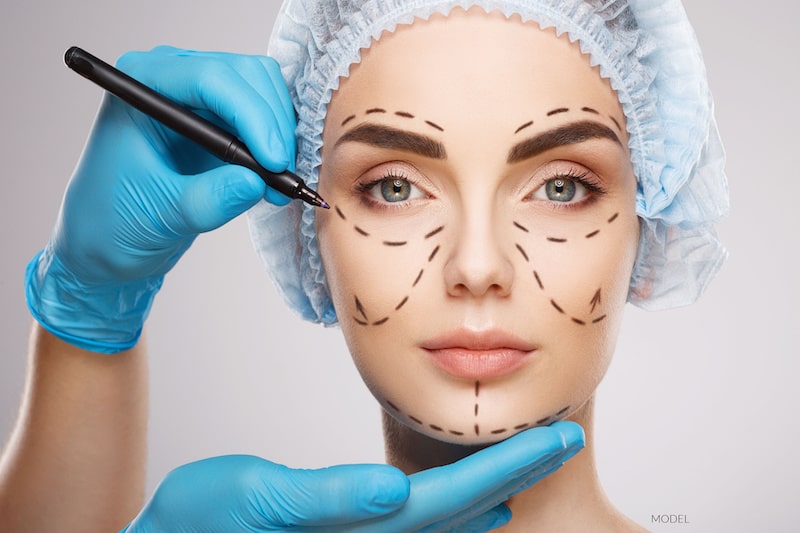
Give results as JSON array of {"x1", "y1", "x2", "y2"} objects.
[{"x1": 421, "y1": 328, "x2": 537, "y2": 352}]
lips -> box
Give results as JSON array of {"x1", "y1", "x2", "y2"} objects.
[{"x1": 421, "y1": 328, "x2": 537, "y2": 380}]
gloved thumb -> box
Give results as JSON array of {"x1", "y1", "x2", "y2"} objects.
[
  {"x1": 255, "y1": 462, "x2": 410, "y2": 528},
  {"x1": 177, "y1": 166, "x2": 269, "y2": 235}
]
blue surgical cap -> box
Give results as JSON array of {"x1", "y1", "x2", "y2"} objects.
[{"x1": 248, "y1": 0, "x2": 729, "y2": 325}]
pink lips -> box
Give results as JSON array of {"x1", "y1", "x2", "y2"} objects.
[{"x1": 422, "y1": 329, "x2": 536, "y2": 380}]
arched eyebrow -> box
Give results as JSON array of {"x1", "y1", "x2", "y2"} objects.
[
  {"x1": 334, "y1": 123, "x2": 447, "y2": 159},
  {"x1": 507, "y1": 121, "x2": 622, "y2": 164}
]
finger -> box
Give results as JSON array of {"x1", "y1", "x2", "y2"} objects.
[
  {"x1": 433, "y1": 421, "x2": 585, "y2": 529},
  {"x1": 419, "y1": 504, "x2": 512, "y2": 533},
  {"x1": 252, "y1": 462, "x2": 410, "y2": 527},
  {"x1": 346, "y1": 425, "x2": 571, "y2": 532},
  {"x1": 176, "y1": 165, "x2": 267, "y2": 234},
  {"x1": 117, "y1": 50, "x2": 294, "y2": 174}
]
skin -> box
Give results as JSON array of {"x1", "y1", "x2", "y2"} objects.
[{"x1": 316, "y1": 7, "x2": 644, "y2": 531}]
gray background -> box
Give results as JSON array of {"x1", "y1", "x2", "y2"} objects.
[{"x1": 1, "y1": 2, "x2": 797, "y2": 531}]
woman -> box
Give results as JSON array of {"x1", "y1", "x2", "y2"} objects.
[
  {"x1": 250, "y1": 0, "x2": 726, "y2": 527},
  {"x1": 0, "y1": 0, "x2": 726, "y2": 531}
]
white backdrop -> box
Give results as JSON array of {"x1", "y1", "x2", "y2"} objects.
[{"x1": 1, "y1": 2, "x2": 797, "y2": 531}]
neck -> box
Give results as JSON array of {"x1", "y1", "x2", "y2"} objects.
[{"x1": 382, "y1": 396, "x2": 644, "y2": 532}]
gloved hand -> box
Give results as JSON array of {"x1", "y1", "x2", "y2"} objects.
[
  {"x1": 26, "y1": 46, "x2": 294, "y2": 353},
  {"x1": 121, "y1": 421, "x2": 583, "y2": 532}
]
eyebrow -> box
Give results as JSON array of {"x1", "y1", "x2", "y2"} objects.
[
  {"x1": 507, "y1": 121, "x2": 622, "y2": 164},
  {"x1": 334, "y1": 123, "x2": 447, "y2": 159}
]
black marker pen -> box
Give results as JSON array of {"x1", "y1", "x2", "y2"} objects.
[{"x1": 64, "y1": 46, "x2": 328, "y2": 209}]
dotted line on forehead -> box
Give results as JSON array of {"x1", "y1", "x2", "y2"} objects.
[
  {"x1": 514, "y1": 106, "x2": 623, "y2": 135},
  {"x1": 340, "y1": 108, "x2": 445, "y2": 132}
]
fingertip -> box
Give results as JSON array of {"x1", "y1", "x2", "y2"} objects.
[
  {"x1": 365, "y1": 466, "x2": 410, "y2": 512},
  {"x1": 549, "y1": 420, "x2": 586, "y2": 450}
]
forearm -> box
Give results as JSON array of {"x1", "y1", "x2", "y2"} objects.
[{"x1": 0, "y1": 323, "x2": 148, "y2": 532}]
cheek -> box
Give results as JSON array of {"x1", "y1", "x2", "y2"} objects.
[
  {"x1": 317, "y1": 203, "x2": 446, "y2": 335},
  {"x1": 512, "y1": 209, "x2": 639, "y2": 329}
]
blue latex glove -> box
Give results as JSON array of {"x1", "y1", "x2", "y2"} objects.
[
  {"x1": 26, "y1": 47, "x2": 294, "y2": 353},
  {"x1": 121, "y1": 421, "x2": 583, "y2": 532}
]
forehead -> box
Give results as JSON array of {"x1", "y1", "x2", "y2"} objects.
[{"x1": 327, "y1": 8, "x2": 623, "y2": 131}]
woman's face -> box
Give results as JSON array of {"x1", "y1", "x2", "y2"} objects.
[{"x1": 316, "y1": 8, "x2": 639, "y2": 445}]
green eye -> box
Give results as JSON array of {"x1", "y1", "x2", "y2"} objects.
[
  {"x1": 545, "y1": 178, "x2": 577, "y2": 202},
  {"x1": 381, "y1": 178, "x2": 412, "y2": 202},
  {"x1": 532, "y1": 175, "x2": 592, "y2": 204}
]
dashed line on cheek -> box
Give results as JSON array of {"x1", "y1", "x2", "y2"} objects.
[{"x1": 335, "y1": 205, "x2": 443, "y2": 328}]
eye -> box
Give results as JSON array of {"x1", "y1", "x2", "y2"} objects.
[
  {"x1": 365, "y1": 176, "x2": 426, "y2": 204},
  {"x1": 532, "y1": 176, "x2": 590, "y2": 204}
]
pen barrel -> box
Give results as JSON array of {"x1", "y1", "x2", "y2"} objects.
[{"x1": 64, "y1": 46, "x2": 297, "y2": 197}]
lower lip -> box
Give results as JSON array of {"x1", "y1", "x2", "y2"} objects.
[{"x1": 425, "y1": 348, "x2": 533, "y2": 380}]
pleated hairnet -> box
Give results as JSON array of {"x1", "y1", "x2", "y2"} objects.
[{"x1": 248, "y1": 0, "x2": 729, "y2": 325}]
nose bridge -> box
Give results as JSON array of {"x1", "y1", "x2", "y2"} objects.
[{"x1": 444, "y1": 193, "x2": 514, "y2": 297}]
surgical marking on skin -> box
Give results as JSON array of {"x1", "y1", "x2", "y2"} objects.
[
  {"x1": 474, "y1": 404, "x2": 479, "y2": 416},
  {"x1": 425, "y1": 226, "x2": 445, "y2": 239},
  {"x1": 337, "y1": 205, "x2": 444, "y2": 328},
  {"x1": 533, "y1": 270, "x2": 545, "y2": 290},
  {"x1": 425, "y1": 120, "x2": 444, "y2": 132},
  {"x1": 515, "y1": 120, "x2": 534, "y2": 134},
  {"x1": 516, "y1": 244, "x2": 530, "y2": 262},
  {"x1": 547, "y1": 107, "x2": 570, "y2": 116},
  {"x1": 512, "y1": 216, "x2": 616, "y2": 326},
  {"x1": 394, "y1": 296, "x2": 409, "y2": 311},
  {"x1": 344, "y1": 109, "x2": 445, "y2": 134},
  {"x1": 475, "y1": 381, "x2": 480, "y2": 397},
  {"x1": 590, "y1": 289, "x2": 602, "y2": 313},
  {"x1": 610, "y1": 116, "x2": 622, "y2": 132},
  {"x1": 355, "y1": 297, "x2": 369, "y2": 321},
  {"x1": 582, "y1": 106, "x2": 599, "y2": 115},
  {"x1": 384, "y1": 393, "x2": 573, "y2": 441}
]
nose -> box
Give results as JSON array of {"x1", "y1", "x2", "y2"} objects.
[{"x1": 443, "y1": 203, "x2": 514, "y2": 299}]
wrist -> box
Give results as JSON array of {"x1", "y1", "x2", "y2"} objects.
[{"x1": 25, "y1": 247, "x2": 163, "y2": 354}]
